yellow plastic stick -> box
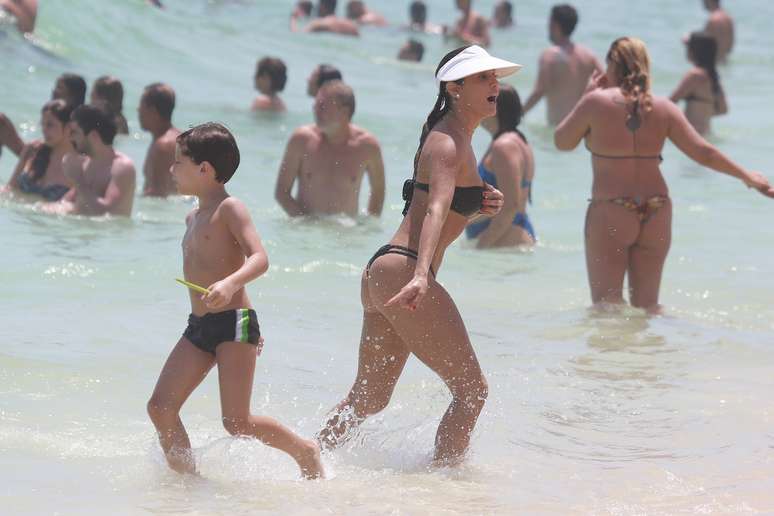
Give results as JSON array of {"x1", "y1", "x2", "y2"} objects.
[{"x1": 175, "y1": 278, "x2": 211, "y2": 295}]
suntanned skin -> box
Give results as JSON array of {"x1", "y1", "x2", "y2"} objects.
[
  {"x1": 346, "y1": 1, "x2": 387, "y2": 26},
  {"x1": 446, "y1": 0, "x2": 490, "y2": 47},
  {"x1": 524, "y1": 17, "x2": 603, "y2": 125},
  {"x1": 473, "y1": 116, "x2": 535, "y2": 248},
  {"x1": 252, "y1": 73, "x2": 286, "y2": 113},
  {"x1": 275, "y1": 86, "x2": 385, "y2": 217},
  {"x1": 290, "y1": 3, "x2": 359, "y2": 36},
  {"x1": 146, "y1": 143, "x2": 324, "y2": 479},
  {"x1": 318, "y1": 69, "x2": 506, "y2": 466},
  {"x1": 554, "y1": 59, "x2": 773, "y2": 312},
  {"x1": 669, "y1": 54, "x2": 727, "y2": 135},
  {"x1": 703, "y1": 0, "x2": 734, "y2": 63},
  {"x1": 138, "y1": 92, "x2": 179, "y2": 197},
  {"x1": 1, "y1": 0, "x2": 37, "y2": 33},
  {"x1": 46, "y1": 121, "x2": 136, "y2": 217},
  {"x1": 3, "y1": 109, "x2": 75, "y2": 197}
]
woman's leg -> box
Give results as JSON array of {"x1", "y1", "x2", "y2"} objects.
[
  {"x1": 147, "y1": 337, "x2": 215, "y2": 474},
  {"x1": 628, "y1": 200, "x2": 672, "y2": 312},
  {"x1": 216, "y1": 341, "x2": 324, "y2": 479},
  {"x1": 367, "y1": 263, "x2": 488, "y2": 465},
  {"x1": 585, "y1": 202, "x2": 639, "y2": 305},
  {"x1": 318, "y1": 271, "x2": 411, "y2": 448}
]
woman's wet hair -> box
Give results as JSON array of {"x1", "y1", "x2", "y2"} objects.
[
  {"x1": 493, "y1": 84, "x2": 527, "y2": 143},
  {"x1": 606, "y1": 37, "x2": 653, "y2": 115},
  {"x1": 57, "y1": 73, "x2": 87, "y2": 108},
  {"x1": 177, "y1": 122, "x2": 241, "y2": 184},
  {"x1": 29, "y1": 100, "x2": 73, "y2": 182},
  {"x1": 411, "y1": 45, "x2": 469, "y2": 177},
  {"x1": 256, "y1": 57, "x2": 288, "y2": 93},
  {"x1": 92, "y1": 76, "x2": 125, "y2": 116},
  {"x1": 687, "y1": 32, "x2": 722, "y2": 100}
]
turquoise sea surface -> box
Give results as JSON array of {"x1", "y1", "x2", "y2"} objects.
[{"x1": 1, "y1": 1, "x2": 773, "y2": 514}]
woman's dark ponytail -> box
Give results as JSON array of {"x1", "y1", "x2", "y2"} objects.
[{"x1": 402, "y1": 46, "x2": 469, "y2": 215}]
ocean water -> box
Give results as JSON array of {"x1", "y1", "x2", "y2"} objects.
[{"x1": 1, "y1": 1, "x2": 773, "y2": 514}]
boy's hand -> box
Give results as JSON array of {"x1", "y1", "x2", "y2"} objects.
[{"x1": 203, "y1": 279, "x2": 238, "y2": 310}]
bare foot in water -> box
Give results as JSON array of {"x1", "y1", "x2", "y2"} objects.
[{"x1": 296, "y1": 439, "x2": 325, "y2": 479}]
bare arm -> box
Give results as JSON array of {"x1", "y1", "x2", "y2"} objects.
[
  {"x1": 203, "y1": 198, "x2": 269, "y2": 309},
  {"x1": 0, "y1": 114, "x2": 24, "y2": 157},
  {"x1": 75, "y1": 161, "x2": 136, "y2": 216},
  {"x1": 475, "y1": 145, "x2": 521, "y2": 248},
  {"x1": 666, "y1": 101, "x2": 771, "y2": 195},
  {"x1": 669, "y1": 72, "x2": 696, "y2": 103},
  {"x1": 274, "y1": 130, "x2": 306, "y2": 216},
  {"x1": 523, "y1": 51, "x2": 550, "y2": 115},
  {"x1": 365, "y1": 140, "x2": 385, "y2": 216},
  {"x1": 715, "y1": 86, "x2": 728, "y2": 115},
  {"x1": 459, "y1": 15, "x2": 490, "y2": 47},
  {"x1": 554, "y1": 93, "x2": 593, "y2": 150}
]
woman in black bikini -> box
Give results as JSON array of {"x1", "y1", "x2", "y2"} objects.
[
  {"x1": 670, "y1": 32, "x2": 727, "y2": 135},
  {"x1": 318, "y1": 45, "x2": 518, "y2": 464},
  {"x1": 555, "y1": 37, "x2": 772, "y2": 313},
  {"x1": 4, "y1": 99, "x2": 75, "y2": 201}
]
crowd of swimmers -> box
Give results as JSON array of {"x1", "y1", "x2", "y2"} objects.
[{"x1": 2, "y1": 0, "x2": 770, "y2": 481}]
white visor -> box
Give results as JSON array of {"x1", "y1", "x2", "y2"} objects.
[{"x1": 435, "y1": 45, "x2": 522, "y2": 85}]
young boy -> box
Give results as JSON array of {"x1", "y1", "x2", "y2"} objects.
[
  {"x1": 251, "y1": 57, "x2": 287, "y2": 112},
  {"x1": 147, "y1": 122, "x2": 323, "y2": 479}
]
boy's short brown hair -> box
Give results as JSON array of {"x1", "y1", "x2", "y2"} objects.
[{"x1": 177, "y1": 123, "x2": 240, "y2": 184}]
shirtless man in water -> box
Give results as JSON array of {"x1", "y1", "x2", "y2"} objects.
[
  {"x1": 48, "y1": 104, "x2": 136, "y2": 217},
  {"x1": 445, "y1": 0, "x2": 490, "y2": 47},
  {"x1": 291, "y1": 0, "x2": 359, "y2": 37},
  {"x1": 1, "y1": 0, "x2": 37, "y2": 33},
  {"x1": 275, "y1": 81, "x2": 385, "y2": 217},
  {"x1": 139, "y1": 83, "x2": 180, "y2": 197},
  {"x1": 701, "y1": 0, "x2": 733, "y2": 63},
  {"x1": 523, "y1": 4, "x2": 603, "y2": 125}
]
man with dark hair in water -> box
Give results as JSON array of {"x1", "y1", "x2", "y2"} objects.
[
  {"x1": 138, "y1": 83, "x2": 180, "y2": 197},
  {"x1": 523, "y1": 3, "x2": 603, "y2": 125},
  {"x1": 492, "y1": 0, "x2": 513, "y2": 28},
  {"x1": 407, "y1": 0, "x2": 441, "y2": 34},
  {"x1": 290, "y1": 0, "x2": 359, "y2": 36},
  {"x1": 47, "y1": 104, "x2": 136, "y2": 216},
  {"x1": 445, "y1": 0, "x2": 490, "y2": 47},
  {"x1": 306, "y1": 63, "x2": 343, "y2": 97},
  {"x1": 1, "y1": 0, "x2": 37, "y2": 33},
  {"x1": 701, "y1": 0, "x2": 733, "y2": 63},
  {"x1": 276, "y1": 80, "x2": 385, "y2": 217}
]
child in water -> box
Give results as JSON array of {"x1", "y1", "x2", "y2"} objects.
[{"x1": 146, "y1": 122, "x2": 323, "y2": 479}]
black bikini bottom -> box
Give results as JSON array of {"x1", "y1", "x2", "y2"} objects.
[{"x1": 365, "y1": 244, "x2": 436, "y2": 278}]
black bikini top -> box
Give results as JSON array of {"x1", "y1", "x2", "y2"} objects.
[{"x1": 402, "y1": 179, "x2": 483, "y2": 217}]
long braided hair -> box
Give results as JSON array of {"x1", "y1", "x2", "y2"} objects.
[
  {"x1": 606, "y1": 37, "x2": 653, "y2": 130},
  {"x1": 402, "y1": 45, "x2": 469, "y2": 215}
]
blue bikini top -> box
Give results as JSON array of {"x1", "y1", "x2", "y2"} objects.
[{"x1": 478, "y1": 161, "x2": 532, "y2": 204}]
